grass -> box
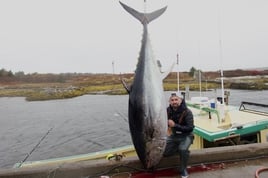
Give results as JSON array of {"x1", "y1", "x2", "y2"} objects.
[{"x1": 0, "y1": 72, "x2": 267, "y2": 101}]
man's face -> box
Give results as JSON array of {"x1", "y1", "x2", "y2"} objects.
[{"x1": 169, "y1": 96, "x2": 182, "y2": 108}]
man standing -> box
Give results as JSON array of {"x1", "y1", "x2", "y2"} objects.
[{"x1": 164, "y1": 93, "x2": 194, "y2": 178}]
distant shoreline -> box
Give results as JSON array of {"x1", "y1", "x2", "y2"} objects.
[{"x1": 0, "y1": 70, "x2": 267, "y2": 101}]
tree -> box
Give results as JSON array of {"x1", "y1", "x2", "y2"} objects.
[
  {"x1": 15, "y1": 71, "x2": 25, "y2": 77},
  {"x1": 189, "y1": 67, "x2": 196, "y2": 77},
  {"x1": 7, "y1": 70, "x2": 14, "y2": 77},
  {"x1": 0, "y1": 68, "x2": 13, "y2": 77}
]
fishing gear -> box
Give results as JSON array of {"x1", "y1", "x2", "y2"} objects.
[{"x1": 16, "y1": 127, "x2": 53, "y2": 168}]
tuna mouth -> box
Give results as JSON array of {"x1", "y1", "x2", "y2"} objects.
[{"x1": 144, "y1": 139, "x2": 166, "y2": 169}]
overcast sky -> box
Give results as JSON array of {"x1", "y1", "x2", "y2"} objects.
[{"x1": 1, "y1": 0, "x2": 268, "y2": 74}]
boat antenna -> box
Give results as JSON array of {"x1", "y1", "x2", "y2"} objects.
[
  {"x1": 199, "y1": 70, "x2": 202, "y2": 97},
  {"x1": 217, "y1": 1, "x2": 225, "y2": 106},
  {"x1": 216, "y1": 0, "x2": 226, "y2": 123},
  {"x1": 176, "y1": 53, "x2": 180, "y2": 94},
  {"x1": 112, "y1": 60, "x2": 115, "y2": 74}
]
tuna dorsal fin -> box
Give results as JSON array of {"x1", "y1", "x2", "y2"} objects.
[{"x1": 119, "y1": 1, "x2": 167, "y2": 25}]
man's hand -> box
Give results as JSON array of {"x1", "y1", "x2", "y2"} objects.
[{"x1": 168, "y1": 119, "x2": 175, "y2": 127}]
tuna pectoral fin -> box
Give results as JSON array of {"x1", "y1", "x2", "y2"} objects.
[
  {"x1": 161, "y1": 62, "x2": 175, "y2": 80},
  {"x1": 119, "y1": 1, "x2": 167, "y2": 24}
]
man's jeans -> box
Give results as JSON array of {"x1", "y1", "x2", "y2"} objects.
[{"x1": 163, "y1": 134, "x2": 193, "y2": 173}]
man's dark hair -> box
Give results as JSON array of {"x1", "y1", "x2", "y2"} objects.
[{"x1": 171, "y1": 93, "x2": 177, "y2": 97}]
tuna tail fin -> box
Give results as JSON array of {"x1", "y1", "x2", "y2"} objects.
[{"x1": 119, "y1": 1, "x2": 167, "y2": 25}]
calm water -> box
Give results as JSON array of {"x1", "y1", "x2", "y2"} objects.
[{"x1": 0, "y1": 89, "x2": 268, "y2": 168}]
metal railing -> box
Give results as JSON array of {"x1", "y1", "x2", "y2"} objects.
[{"x1": 239, "y1": 101, "x2": 268, "y2": 116}]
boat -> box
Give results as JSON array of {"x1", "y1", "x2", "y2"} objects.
[
  {"x1": 180, "y1": 62, "x2": 268, "y2": 150},
  {"x1": 186, "y1": 93, "x2": 268, "y2": 149}
]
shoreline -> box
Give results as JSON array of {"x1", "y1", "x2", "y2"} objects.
[{"x1": 0, "y1": 73, "x2": 267, "y2": 101}]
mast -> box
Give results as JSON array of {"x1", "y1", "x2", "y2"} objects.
[
  {"x1": 218, "y1": 1, "x2": 225, "y2": 106},
  {"x1": 217, "y1": 0, "x2": 226, "y2": 124}
]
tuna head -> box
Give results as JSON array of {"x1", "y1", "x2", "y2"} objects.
[{"x1": 119, "y1": 1, "x2": 168, "y2": 169}]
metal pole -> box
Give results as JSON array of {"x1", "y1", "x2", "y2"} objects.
[
  {"x1": 112, "y1": 61, "x2": 115, "y2": 74},
  {"x1": 177, "y1": 53, "x2": 180, "y2": 93},
  {"x1": 199, "y1": 70, "x2": 202, "y2": 97},
  {"x1": 217, "y1": 1, "x2": 225, "y2": 106}
]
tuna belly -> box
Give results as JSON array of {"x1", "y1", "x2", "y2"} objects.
[{"x1": 129, "y1": 120, "x2": 167, "y2": 169}]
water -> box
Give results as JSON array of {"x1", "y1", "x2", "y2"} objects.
[
  {"x1": 0, "y1": 95, "x2": 130, "y2": 168},
  {"x1": 0, "y1": 89, "x2": 268, "y2": 168}
]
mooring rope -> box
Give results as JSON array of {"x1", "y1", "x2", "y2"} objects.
[{"x1": 255, "y1": 167, "x2": 268, "y2": 178}]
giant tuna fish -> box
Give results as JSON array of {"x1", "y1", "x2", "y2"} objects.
[{"x1": 119, "y1": 1, "x2": 168, "y2": 169}]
